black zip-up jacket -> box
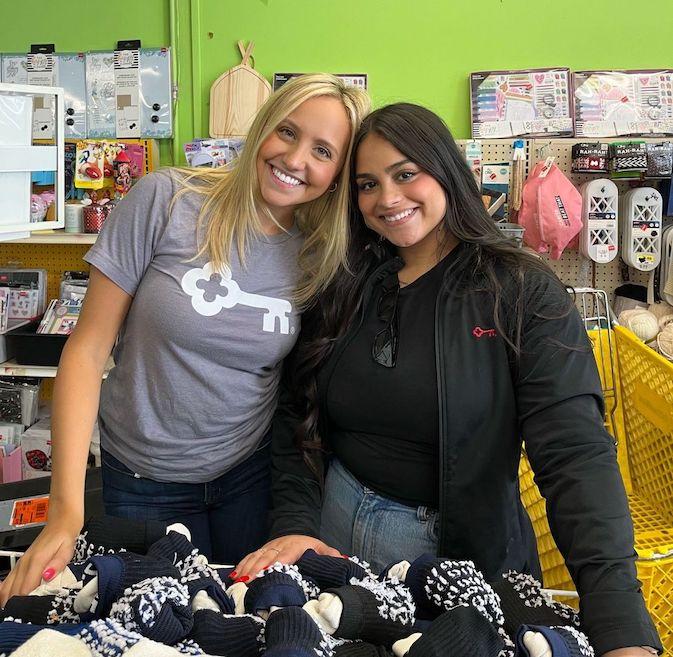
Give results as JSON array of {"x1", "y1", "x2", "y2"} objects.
[{"x1": 270, "y1": 245, "x2": 662, "y2": 655}]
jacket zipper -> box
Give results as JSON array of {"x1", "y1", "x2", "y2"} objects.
[{"x1": 435, "y1": 273, "x2": 448, "y2": 553}]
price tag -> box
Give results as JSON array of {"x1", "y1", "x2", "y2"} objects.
[{"x1": 10, "y1": 497, "x2": 49, "y2": 527}]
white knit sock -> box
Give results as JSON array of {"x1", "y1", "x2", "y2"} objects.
[
  {"x1": 392, "y1": 632, "x2": 422, "y2": 656},
  {"x1": 29, "y1": 567, "x2": 82, "y2": 596},
  {"x1": 166, "y1": 523, "x2": 191, "y2": 542},
  {"x1": 226, "y1": 581, "x2": 248, "y2": 615},
  {"x1": 191, "y1": 589, "x2": 221, "y2": 612},
  {"x1": 303, "y1": 592, "x2": 343, "y2": 634},
  {"x1": 523, "y1": 631, "x2": 553, "y2": 657}
]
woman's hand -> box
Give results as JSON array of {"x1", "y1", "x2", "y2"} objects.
[
  {"x1": 232, "y1": 534, "x2": 341, "y2": 581},
  {"x1": 0, "y1": 516, "x2": 81, "y2": 607}
]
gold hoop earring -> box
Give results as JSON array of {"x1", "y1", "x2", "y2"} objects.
[{"x1": 328, "y1": 182, "x2": 338, "y2": 193}]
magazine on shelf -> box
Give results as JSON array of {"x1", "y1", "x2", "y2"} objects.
[{"x1": 37, "y1": 299, "x2": 83, "y2": 335}]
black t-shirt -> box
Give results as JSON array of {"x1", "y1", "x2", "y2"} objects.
[{"x1": 325, "y1": 253, "x2": 456, "y2": 507}]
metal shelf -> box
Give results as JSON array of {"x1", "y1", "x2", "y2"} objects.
[
  {"x1": 0, "y1": 468, "x2": 103, "y2": 551},
  {"x1": 5, "y1": 232, "x2": 97, "y2": 245},
  {"x1": 0, "y1": 356, "x2": 114, "y2": 378}
]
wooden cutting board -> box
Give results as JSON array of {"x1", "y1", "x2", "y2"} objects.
[{"x1": 209, "y1": 41, "x2": 272, "y2": 138}]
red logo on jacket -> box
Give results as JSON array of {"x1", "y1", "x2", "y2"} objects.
[{"x1": 472, "y1": 326, "x2": 497, "y2": 339}]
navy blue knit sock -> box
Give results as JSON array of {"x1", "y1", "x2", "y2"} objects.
[
  {"x1": 77, "y1": 618, "x2": 146, "y2": 654},
  {"x1": 244, "y1": 569, "x2": 308, "y2": 617},
  {"x1": 334, "y1": 641, "x2": 392, "y2": 656},
  {"x1": 108, "y1": 575, "x2": 193, "y2": 645},
  {"x1": 189, "y1": 608, "x2": 265, "y2": 657},
  {"x1": 0, "y1": 620, "x2": 85, "y2": 654},
  {"x1": 397, "y1": 605, "x2": 504, "y2": 657},
  {"x1": 516, "y1": 625, "x2": 594, "y2": 657},
  {"x1": 403, "y1": 556, "x2": 504, "y2": 625},
  {"x1": 147, "y1": 530, "x2": 199, "y2": 568},
  {"x1": 74, "y1": 515, "x2": 167, "y2": 560},
  {"x1": 493, "y1": 571, "x2": 579, "y2": 641},
  {"x1": 316, "y1": 578, "x2": 416, "y2": 646},
  {"x1": 89, "y1": 551, "x2": 180, "y2": 617},
  {"x1": 265, "y1": 606, "x2": 334, "y2": 657},
  {"x1": 296, "y1": 549, "x2": 372, "y2": 589},
  {"x1": 0, "y1": 589, "x2": 80, "y2": 624}
]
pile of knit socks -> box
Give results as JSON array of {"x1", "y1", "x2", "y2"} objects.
[{"x1": 0, "y1": 522, "x2": 596, "y2": 657}]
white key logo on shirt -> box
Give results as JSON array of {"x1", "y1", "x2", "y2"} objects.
[{"x1": 181, "y1": 263, "x2": 293, "y2": 334}]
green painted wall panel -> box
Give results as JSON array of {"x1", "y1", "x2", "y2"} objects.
[
  {"x1": 194, "y1": 0, "x2": 673, "y2": 141},
  {"x1": 0, "y1": 0, "x2": 169, "y2": 52},
  {"x1": 2, "y1": 0, "x2": 673, "y2": 162}
]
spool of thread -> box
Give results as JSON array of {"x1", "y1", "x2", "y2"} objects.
[{"x1": 64, "y1": 202, "x2": 84, "y2": 233}]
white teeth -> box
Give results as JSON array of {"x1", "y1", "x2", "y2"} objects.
[
  {"x1": 383, "y1": 208, "x2": 415, "y2": 223},
  {"x1": 271, "y1": 167, "x2": 302, "y2": 186}
]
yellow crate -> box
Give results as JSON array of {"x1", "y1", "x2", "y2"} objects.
[{"x1": 519, "y1": 326, "x2": 673, "y2": 652}]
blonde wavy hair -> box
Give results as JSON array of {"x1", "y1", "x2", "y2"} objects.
[{"x1": 177, "y1": 74, "x2": 370, "y2": 307}]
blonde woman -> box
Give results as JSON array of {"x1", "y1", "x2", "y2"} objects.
[{"x1": 0, "y1": 74, "x2": 370, "y2": 604}]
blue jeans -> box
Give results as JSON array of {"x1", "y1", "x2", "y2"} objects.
[
  {"x1": 320, "y1": 459, "x2": 438, "y2": 574},
  {"x1": 100, "y1": 439, "x2": 271, "y2": 565}
]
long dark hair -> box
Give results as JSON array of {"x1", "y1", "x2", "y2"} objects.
[{"x1": 289, "y1": 103, "x2": 559, "y2": 465}]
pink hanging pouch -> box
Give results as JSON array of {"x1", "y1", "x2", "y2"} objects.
[{"x1": 518, "y1": 159, "x2": 583, "y2": 259}]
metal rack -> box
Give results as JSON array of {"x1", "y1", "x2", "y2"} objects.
[{"x1": 456, "y1": 138, "x2": 659, "y2": 293}]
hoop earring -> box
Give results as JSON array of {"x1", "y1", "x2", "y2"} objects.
[{"x1": 328, "y1": 182, "x2": 338, "y2": 193}]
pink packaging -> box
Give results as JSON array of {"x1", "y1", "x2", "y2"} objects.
[
  {"x1": 0, "y1": 447, "x2": 23, "y2": 484},
  {"x1": 518, "y1": 160, "x2": 583, "y2": 259}
]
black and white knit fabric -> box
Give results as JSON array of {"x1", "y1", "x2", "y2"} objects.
[
  {"x1": 107, "y1": 576, "x2": 193, "y2": 644},
  {"x1": 0, "y1": 518, "x2": 597, "y2": 657},
  {"x1": 516, "y1": 623, "x2": 595, "y2": 657},
  {"x1": 296, "y1": 550, "x2": 374, "y2": 590},
  {"x1": 495, "y1": 571, "x2": 579, "y2": 631}
]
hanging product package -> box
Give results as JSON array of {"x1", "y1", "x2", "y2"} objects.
[{"x1": 517, "y1": 158, "x2": 583, "y2": 259}]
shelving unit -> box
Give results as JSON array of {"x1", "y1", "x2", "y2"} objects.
[
  {"x1": 0, "y1": 356, "x2": 114, "y2": 378},
  {"x1": 6, "y1": 232, "x2": 97, "y2": 245}
]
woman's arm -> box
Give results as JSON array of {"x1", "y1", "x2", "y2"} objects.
[
  {"x1": 515, "y1": 273, "x2": 662, "y2": 655},
  {"x1": 0, "y1": 267, "x2": 132, "y2": 605}
]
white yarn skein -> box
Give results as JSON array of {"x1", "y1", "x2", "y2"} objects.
[
  {"x1": 657, "y1": 314, "x2": 673, "y2": 332},
  {"x1": 618, "y1": 309, "x2": 659, "y2": 342},
  {"x1": 656, "y1": 324, "x2": 673, "y2": 361},
  {"x1": 648, "y1": 301, "x2": 673, "y2": 320},
  {"x1": 618, "y1": 309, "x2": 644, "y2": 324}
]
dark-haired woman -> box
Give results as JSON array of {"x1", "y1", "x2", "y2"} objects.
[{"x1": 236, "y1": 104, "x2": 661, "y2": 657}]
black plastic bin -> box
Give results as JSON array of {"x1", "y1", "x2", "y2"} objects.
[{"x1": 4, "y1": 320, "x2": 68, "y2": 367}]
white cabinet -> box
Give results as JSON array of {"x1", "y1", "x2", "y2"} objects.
[{"x1": 0, "y1": 82, "x2": 64, "y2": 239}]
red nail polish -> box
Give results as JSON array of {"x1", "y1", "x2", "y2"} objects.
[
  {"x1": 42, "y1": 568, "x2": 55, "y2": 581},
  {"x1": 341, "y1": 554, "x2": 350, "y2": 559},
  {"x1": 229, "y1": 571, "x2": 238, "y2": 580},
  {"x1": 235, "y1": 575, "x2": 250, "y2": 583}
]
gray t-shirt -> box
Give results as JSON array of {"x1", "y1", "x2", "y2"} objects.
[{"x1": 84, "y1": 169, "x2": 303, "y2": 482}]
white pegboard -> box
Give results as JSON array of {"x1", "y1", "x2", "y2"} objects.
[{"x1": 457, "y1": 138, "x2": 669, "y2": 297}]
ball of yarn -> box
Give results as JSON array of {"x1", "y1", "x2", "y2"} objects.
[
  {"x1": 617, "y1": 309, "x2": 642, "y2": 324},
  {"x1": 648, "y1": 302, "x2": 673, "y2": 320},
  {"x1": 618, "y1": 309, "x2": 659, "y2": 342},
  {"x1": 656, "y1": 324, "x2": 673, "y2": 361}
]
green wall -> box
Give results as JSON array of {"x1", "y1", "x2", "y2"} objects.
[{"x1": 3, "y1": 0, "x2": 673, "y2": 164}]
